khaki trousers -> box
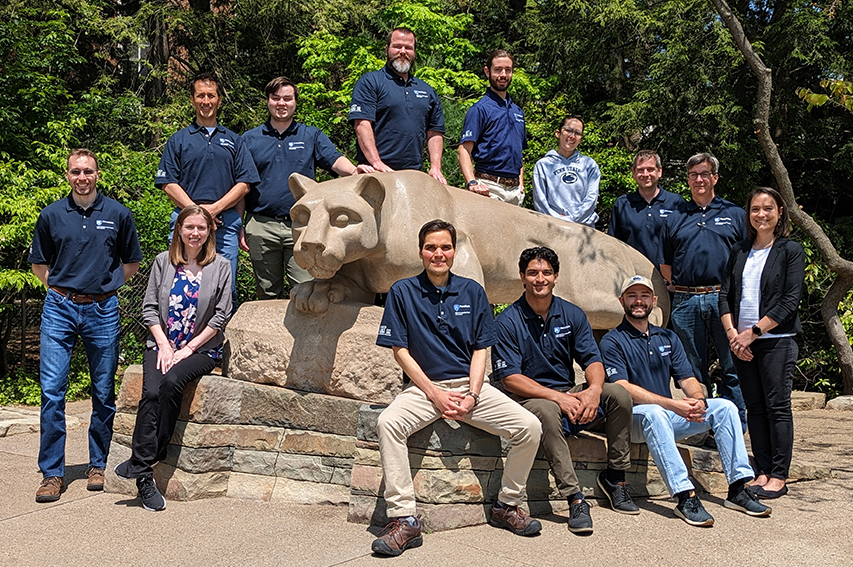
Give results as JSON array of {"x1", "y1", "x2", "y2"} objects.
[
  {"x1": 515, "y1": 382, "x2": 633, "y2": 499},
  {"x1": 476, "y1": 177, "x2": 525, "y2": 206},
  {"x1": 377, "y1": 378, "x2": 542, "y2": 517}
]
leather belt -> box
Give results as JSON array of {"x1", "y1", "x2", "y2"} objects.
[
  {"x1": 673, "y1": 284, "x2": 721, "y2": 294},
  {"x1": 475, "y1": 171, "x2": 520, "y2": 187},
  {"x1": 49, "y1": 286, "x2": 116, "y2": 304}
]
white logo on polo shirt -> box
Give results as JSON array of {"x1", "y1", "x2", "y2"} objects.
[
  {"x1": 463, "y1": 129, "x2": 473, "y2": 138},
  {"x1": 288, "y1": 141, "x2": 306, "y2": 150},
  {"x1": 453, "y1": 304, "x2": 471, "y2": 315},
  {"x1": 606, "y1": 366, "x2": 618, "y2": 377},
  {"x1": 553, "y1": 325, "x2": 571, "y2": 338},
  {"x1": 156, "y1": 169, "x2": 166, "y2": 178},
  {"x1": 494, "y1": 358, "x2": 508, "y2": 370},
  {"x1": 714, "y1": 217, "x2": 733, "y2": 226},
  {"x1": 413, "y1": 90, "x2": 429, "y2": 98},
  {"x1": 659, "y1": 208, "x2": 674, "y2": 217},
  {"x1": 658, "y1": 344, "x2": 672, "y2": 357},
  {"x1": 95, "y1": 220, "x2": 116, "y2": 230},
  {"x1": 218, "y1": 138, "x2": 235, "y2": 150},
  {"x1": 514, "y1": 113, "x2": 524, "y2": 123},
  {"x1": 350, "y1": 104, "x2": 362, "y2": 113},
  {"x1": 378, "y1": 325, "x2": 391, "y2": 337}
]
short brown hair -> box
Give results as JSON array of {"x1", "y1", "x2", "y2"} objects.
[
  {"x1": 264, "y1": 76, "x2": 298, "y2": 102},
  {"x1": 67, "y1": 148, "x2": 99, "y2": 171},
  {"x1": 486, "y1": 49, "x2": 514, "y2": 69},
  {"x1": 558, "y1": 115, "x2": 584, "y2": 133},
  {"x1": 632, "y1": 150, "x2": 661, "y2": 170},
  {"x1": 745, "y1": 187, "x2": 791, "y2": 240},
  {"x1": 191, "y1": 72, "x2": 222, "y2": 97},
  {"x1": 169, "y1": 205, "x2": 218, "y2": 267},
  {"x1": 418, "y1": 219, "x2": 456, "y2": 250}
]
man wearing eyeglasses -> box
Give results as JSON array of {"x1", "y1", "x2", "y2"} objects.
[
  {"x1": 532, "y1": 116, "x2": 601, "y2": 227},
  {"x1": 659, "y1": 153, "x2": 747, "y2": 431},
  {"x1": 370, "y1": 219, "x2": 542, "y2": 557},
  {"x1": 458, "y1": 49, "x2": 527, "y2": 206},
  {"x1": 29, "y1": 149, "x2": 142, "y2": 503}
]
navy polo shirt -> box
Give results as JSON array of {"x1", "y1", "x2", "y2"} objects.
[
  {"x1": 376, "y1": 271, "x2": 495, "y2": 382},
  {"x1": 28, "y1": 192, "x2": 143, "y2": 295},
  {"x1": 349, "y1": 64, "x2": 445, "y2": 171},
  {"x1": 660, "y1": 196, "x2": 747, "y2": 286},
  {"x1": 608, "y1": 188, "x2": 686, "y2": 265},
  {"x1": 459, "y1": 89, "x2": 527, "y2": 178},
  {"x1": 242, "y1": 120, "x2": 343, "y2": 218},
  {"x1": 155, "y1": 121, "x2": 260, "y2": 205},
  {"x1": 601, "y1": 318, "x2": 694, "y2": 399},
  {"x1": 492, "y1": 295, "x2": 601, "y2": 391}
]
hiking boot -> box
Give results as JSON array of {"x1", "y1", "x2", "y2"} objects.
[
  {"x1": 137, "y1": 476, "x2": 166, "y2": 511},
  {"x1": 725, "y1": 487, "x2": 772, "y2": 517},
  {"x1": 597, "y1": 471, "x2": 640, "y2": 515},
  {"x1": 35, "y1": 476, "x2": 64, "y2": 503},
  {"x1": 489, "y1": 502, "x2": 542, "y2": 536},
  {"x1": 567, "y1": 498, "x2": 594, "y2": 534},
  {"x1": 113, "y1": 459, "x2": 133, "y2": 480},
  {"x1": 371, "y1": 517, "x2": 422, "y2": 556},
  {"x1": 86, "y1": 467, "x2": 105, "y2": 491},
  {"x1": 675, "y1": 495, "x2": 714, "y2": 527}
]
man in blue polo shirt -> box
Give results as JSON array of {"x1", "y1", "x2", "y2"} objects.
[
  {"x1": 240, "y1": 76, "x2": 374, "y2": 299},
  {"x1": 492, "y1": 246, "x2": 637, "y2": 535},
  {"x1": 371, "y1": 220, "x2": 542, "y2": 556},
  {"x1": 155, "y1": 72, "x2": 260, "y2": 306},
  {"x1": 349, "y1": 27, "x2": 446, "y2": 184},
  {"x1": 458, "y1": 49, "x2": 527, "y2": 206},
  {"x1": 608, "y1": 150, "x2": 685, "y2": 265},
  {"x1": 600, "y1": 275, "x2": 770, "y2": 526},
  {"x1": 660, "y1": 153, "x2": 747, "y2": 430},
  {"x1": 29, "y1": 149, "x2": 142, "y2": 503}
]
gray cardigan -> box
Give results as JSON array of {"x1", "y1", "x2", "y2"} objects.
[{"x1": 142, "y1": 251, "x2": 232, "y2": 351}]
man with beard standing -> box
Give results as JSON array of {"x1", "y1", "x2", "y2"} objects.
[
  {"x1": 457, "y1": 50, "x2": 527, "y2": 205},
  {"x1": 349, "y1": 27, "x2": 447, "y2": 184}
]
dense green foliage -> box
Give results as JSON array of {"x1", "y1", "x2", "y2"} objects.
[{"x1": 1, "y1": 0, "x2": 851, "y2": 403}]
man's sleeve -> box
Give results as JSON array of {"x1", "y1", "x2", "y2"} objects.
[
  {"x1": 491, "y1": 314, "x2": 523, "y2": 380},
  {"x1": 459, "y1": 105, "x2": 482, "y2": 144},
  {"x1": 569, "y1": 307, "x2": 603, "y2": 369},
  {"x1": 471, "y1": 285, "x2": 495, "y2": 349},
  {"x1": 667, "y1": 330, "x2": 695, "y2": 382},
  {"x1": 599, "y1": 334, "x2": 631, "y2": 384},
  {"x1": 314, "y1": 130, "x2": 345, "y2": 173},
  {"x1": 119, "y1": 208, "x2": 143, "y2": 264},
  {"x1": 233, "y1": 136, "x2": 261, "y2": 185},
  {"x1": 155, "y1": 135, "x2": 181, "y2": 188},
  {"x1": 27, "y1": 211, "x2": 53, "y2": 265},
  {"x1": 348, "y1": 75, "x2": 377, "y2": 122},
  {"x1": 426, "y1": 88, "x2": 446, "y2": 133},
  {"x1": 376, "y1": 284, "x2": 408, "y2": 349}
]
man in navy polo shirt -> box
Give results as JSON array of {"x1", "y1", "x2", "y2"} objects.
[
  {"x1": 371, "y1": 219, "x2": 542, "y2": 556},
  {"x1": 29, "y1": 149, "x2": 142, "y2": 503},
  {"x1": 155, "y1": 72, "x2": 260, "y2": 306},
  {"x1": 600, "y1": 275, "x2": 770, "y2": 526},
  {"x1": 492, "y1": 246, "x2": 637, "y2": 535},
  {"x1": 349, "y1": 27, "x2": 446, "y2": 184},
  {"x1": 608, "y1": 150, "x2": 685, "y2": 265},
  {"x1": 660, "y1": 152, "x2": 747, "y2": 430},
  {"x1": 458, "y1": 49, "x2": 527, "y2": 206},
  {"x1": 240, "y1": 76, "x2": 374, "y2": 299}
]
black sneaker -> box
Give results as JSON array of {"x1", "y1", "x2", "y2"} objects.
[
  {"x1": 137, "y1": 476, "x2": 166, "y2": 511},
  {"x1": 725, "y1": 487, "x2": 772, "y2": 517},
  {"x1": 114, "y1": 459, "x2": 133, "y2": 480},
  {"x1": 675, "y1": 495, "x2": 714, "y2": 527},
  {"x1": 567, "y1": 498, "x2": 594, "y2": 534},
  {"x1": 597, "y1": 471, "x2": 640, "y2": 515}
]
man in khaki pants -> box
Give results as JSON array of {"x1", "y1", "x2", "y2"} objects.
[{"x1": 371, "y1": 219, "x2": 542, "y2": 557}]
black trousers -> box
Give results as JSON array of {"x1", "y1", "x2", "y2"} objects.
[
  {"x1": 733, "y1": 336, "x2": 798, "y2": 480},
  {"x1": 127, "y1": 348, "x2": 216, "y2": 477}
]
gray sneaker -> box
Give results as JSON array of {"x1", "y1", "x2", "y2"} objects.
[
  {"x1": 137, "y1": 476, "x2": 166, "y2": 511},
  {"x1": 725, "y1": 487, "x2": 772, "y2": 517},
  {"x1": 675, "y1": 495, "x2": 714, "y2": 527},
  {"x1": 597, "y1": 471, "x2": 640, "y2": 515},
  {"x1": 568, "y1": 499, "x2": 594, "y2": 534}
]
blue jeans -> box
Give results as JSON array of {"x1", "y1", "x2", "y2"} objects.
[
  {"x1": 670, "y1": 291, "x2": 746, "y2": 431},
  {"x1": 170, "y1": 207, "x2": 240, "y2": 310},
  {"x1": 39, "y1": 289, "x2": 120, "y2": 477},
  {"x1": 631, "y1": 399, "x2": 754, "y2": 496}
]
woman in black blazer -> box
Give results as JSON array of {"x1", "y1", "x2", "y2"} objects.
[{"x1": 719, "y1": 187, "x2": 804, "y2": 499}]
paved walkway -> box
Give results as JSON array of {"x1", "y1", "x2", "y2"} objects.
[{"x1": 1, "y1": 400, "x2": 852, "y2": 566}]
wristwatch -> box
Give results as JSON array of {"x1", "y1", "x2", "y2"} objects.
[
  {"x1": 751, "y1": 325, "x2": 763, "y2": 336},
  {"x1": 466, "y1": 179, "x2": 479, "y2": 187},
  {"x1": 465, "y1": 392, "x2": 480, "y2": 406}
]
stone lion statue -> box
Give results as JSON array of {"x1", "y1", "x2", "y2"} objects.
[{"x1": 287, "y1": 171, "x2": 668, "y2": 328}]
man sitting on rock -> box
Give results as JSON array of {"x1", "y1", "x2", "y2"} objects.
[
  {"x1": 371, "y1": 219, "x2": 543, "y2": 556},
  {"x1": 492, "y1": 246, "x2": 638, "y2": 535},
  {"x1": 599, "y1": 275, "x2": 771, "y2": 527}
]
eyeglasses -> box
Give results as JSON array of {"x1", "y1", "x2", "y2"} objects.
[
  {"x1": 68, "y1": 169, "x2": 97, "y2": 177},
  {"x1": 687, "y1": 171, "x2": 714, "y2": 181},
  {"x1": 561, "y1": 128, "x2": 583, "y2": 138}
]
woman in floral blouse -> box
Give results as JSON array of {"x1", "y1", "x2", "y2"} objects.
[{"x1": 115, "y1": 205, "x2": 232, "y2": 511}]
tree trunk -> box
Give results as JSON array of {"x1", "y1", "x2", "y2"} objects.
[{"x1": 710, "y1": 0, "x2": 853, "y2": 394}]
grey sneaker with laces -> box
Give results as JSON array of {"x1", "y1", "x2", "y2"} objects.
[
  {"x1": 725, "y1": 487, "x2": 772, "y2": 517},
  {"x1": 568, "y1": 498, "x2": 594, "y2": 534},
  {"x1": 675, "y1": 495, "x2": 714, "y2": 527},
  {"x1": 137, "y1": 476, "x2": 166, "y2": 511},
  {"x1": 597, "y1": 471, "x2": 640, "y2": 514}
]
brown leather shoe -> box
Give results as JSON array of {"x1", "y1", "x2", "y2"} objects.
[
  {"x1": 87, "y1": 467, "x2": 105, "y2": 491},
  {"x1": 489, "y1": 502, "x2": 542, "y2": 536},
  {"x1": 370, "y1": 517, "x2": 423, "y2": 556},
  {"x1": 35, "y1": 476, "x2": 64, "y2": 503}
]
